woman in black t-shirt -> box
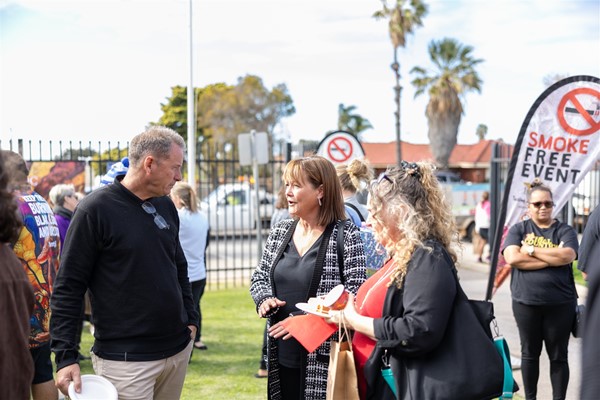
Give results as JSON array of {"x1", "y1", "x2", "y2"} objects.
[{"x1": 502, "y1": 181, "x2": 578, "y2": 400}]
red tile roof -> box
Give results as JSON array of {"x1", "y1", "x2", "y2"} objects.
[{"x1": 362, "y1": 140, "x2": 512, "y2": 169}]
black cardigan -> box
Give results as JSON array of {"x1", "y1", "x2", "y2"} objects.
[{"x1": 363, "y1": 240, "x2": 457, "y2": 399}]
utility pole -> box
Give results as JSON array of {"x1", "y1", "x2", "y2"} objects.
[{"x1": 392, "y1": 48, "x2": 402, "y2": 166}]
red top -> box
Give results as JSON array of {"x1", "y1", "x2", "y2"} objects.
[{"x1": 352, "y1": 259, "x2": 395, "y2": 399}]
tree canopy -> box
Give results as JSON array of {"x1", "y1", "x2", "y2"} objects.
[
  {"x1": 337, "y1": 103, "x2": 373, "y2": 139},
  {"x1": 410, "y1": 37, "x2": 483, "y2": 169},
  {"x1": 156, "y1": 75, "x2": 295, "y2": 146}
]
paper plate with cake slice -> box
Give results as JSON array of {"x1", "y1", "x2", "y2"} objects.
[{"x1": 295, "y1": 301, "x2": 332, "y2": 317}]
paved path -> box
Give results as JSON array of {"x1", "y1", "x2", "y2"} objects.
[{"x1": 455, "y1": 242, "x2": 584, "y2": 400}]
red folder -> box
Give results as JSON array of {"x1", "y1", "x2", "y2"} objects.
[{"x1": 281, "y1": 314, "x2": 337, "y2": 353}]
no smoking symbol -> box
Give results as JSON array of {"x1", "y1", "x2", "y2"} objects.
[
  {"x1": 557, "y1": 87, "x2": 600, "y2": 136},
  {"x1": 327, "y1": 137, "x2": 353, "y2": 162}
]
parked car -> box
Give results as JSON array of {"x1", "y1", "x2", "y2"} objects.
[
  {"x1": 440, "y1": 181, "x2": 490, "y2": 242},
  {"x1": 435, "y1": 170, "x2": 463, "y2": 184},
  {"x1": 201, "y1": 183, "x2": 274, "y2": 235}
]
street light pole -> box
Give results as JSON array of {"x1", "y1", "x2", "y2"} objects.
[
  {"x1": 392, "y1": 47, "x2": 402, "y2": 166},
  {"x1": 186, "y1": 0, "x2": 196, "y2": 187}
]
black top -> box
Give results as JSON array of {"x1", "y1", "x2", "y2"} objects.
[
  {"x1": 577, "y1": 209, "x2": 599, "y2": 273},
  {"x1": 273, "y1": 236, "x2": 322, "y2": 368},
  {"x1": 503, "y1": 219, "x2": 578, "y2": 305},
  {"x1": 50, "y1": 181, "x2": 198, "y2": 370}
]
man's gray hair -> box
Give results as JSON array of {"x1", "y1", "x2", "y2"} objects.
[{"x1": 128, "y1": 126, "x2": 186, "y2": 166}]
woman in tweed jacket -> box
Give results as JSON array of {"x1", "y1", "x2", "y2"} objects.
[{"x1": 250, "y1": 156, "x2": 367, "y2": 400}]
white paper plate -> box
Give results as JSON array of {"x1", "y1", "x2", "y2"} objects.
[
  {"x1": 296, "y1": 302, "x2": 332, "y2": 318},
  {"x1": 68, "y1": 375, "x2": 118, "y2": 400}
]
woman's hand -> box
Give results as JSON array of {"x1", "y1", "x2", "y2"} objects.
[
  {"x1": 326, "y1": 293, "x2": 358, "y2": 329},
  {"x1": 268, "y1": 319, "x2": 292, "y2": 340},
  {"x1": 258, "y1": 297, "x2": 286, "y2": 318}
]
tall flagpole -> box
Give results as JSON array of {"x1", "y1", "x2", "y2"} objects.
[{"x1": 187, "y1": 0, "x2": 196, "y2": 187}]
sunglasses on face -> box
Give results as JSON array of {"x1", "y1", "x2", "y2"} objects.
[
  {"x1": 141, "y1": 201, "x2": 170, "y2": 230},
  {"x1": 529, "y1": 201, "x2": 554, "y2": 209}
]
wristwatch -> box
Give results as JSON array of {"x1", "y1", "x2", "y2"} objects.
[{"x1": 527, "y1": 245, "x2": 535, "y2": 256}]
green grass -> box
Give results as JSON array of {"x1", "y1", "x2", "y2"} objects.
[
  {"x1": 573, "y1": 262, "x2": 586, "y2": 287},
  {"x1": 76, "y1": 287, "x2": 268, "y2": 400}
]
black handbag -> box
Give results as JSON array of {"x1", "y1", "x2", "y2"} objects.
[
  {"x1": 377, "y1": 265, "x2": 518, "y2": 400},
  {"x1": 572, "y1": 303, "x2": 585, "y2": 338}
]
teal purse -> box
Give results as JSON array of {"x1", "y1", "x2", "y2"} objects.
[
  {"x1": 493, "y1": 335, "x2": 516, "y2": 399},
  {"x1": 380, "y1": 324, "x2": 516, "y2": 399}
]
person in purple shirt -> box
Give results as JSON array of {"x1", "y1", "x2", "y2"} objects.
[{"x1": 48, "y1": 184, "x2": 79, "y2": 251}]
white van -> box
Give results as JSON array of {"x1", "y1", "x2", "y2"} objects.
[{"x1": 201, "y1": 183, "x2": 274, "y2": 234}]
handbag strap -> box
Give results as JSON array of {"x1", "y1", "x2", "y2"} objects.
[
  {"x1": 494, "y1": 337, "x2": 515, "y2": 399},
  {"x1": 337, "y1": 310, "x2": 349, "y2": 341},
  {"x1": 337, "y1": 220, "x2": 345, "y2": 285}
]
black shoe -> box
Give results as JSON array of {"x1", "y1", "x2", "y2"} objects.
[{"x1": 194, "y1": 342, "x2": 208, "y2": 350}]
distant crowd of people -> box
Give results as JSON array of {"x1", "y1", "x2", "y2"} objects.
[{"x1": 1, "y1": 126, "x2": 598, "y2": 400}]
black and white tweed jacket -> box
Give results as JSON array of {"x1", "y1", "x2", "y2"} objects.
[{"x1": 250, "y1": 218, "x2": 367, "y2": 400}]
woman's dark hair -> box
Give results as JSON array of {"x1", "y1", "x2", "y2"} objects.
[
  {"x1": 0, "y1": 152, "x2": 23, "y2": 244},
  {"x1": 527, "y1": 179, "x2": 553, "y2": 201}
]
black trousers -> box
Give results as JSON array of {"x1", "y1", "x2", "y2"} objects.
[
  {"x1": 191, "y1": 279, "x2": 206, "y2": 342},
  {"x1": 259, "y1": 322, "x2": 268, "y2": 370},
  {"x1": 278, "y1": 364, "x2": 303, "y2": 400},
  {"x1": 512, "y1": 300, "x2": 575, "y2": 400}
]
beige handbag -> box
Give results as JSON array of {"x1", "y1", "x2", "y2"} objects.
[{"x1": 326, "y1": 315, "x2": 360, "y2": 400}]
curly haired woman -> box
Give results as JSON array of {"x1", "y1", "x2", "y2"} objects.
[{"x1": 326, "y1": 161, "x2": 461, "y2": 399}]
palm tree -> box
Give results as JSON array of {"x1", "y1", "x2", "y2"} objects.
[
  {"x1": 337, "y1": 103, "x2": 373, "y2": 139},
  {"x1": 410, "y1": 38, "x2": 483, "y2": 169},
  {"x1": 476, "y1": 124, "x2": 488, "y2": 141},
  {"x1": 373, "y1": 0, "x2": 428, "y2": 165}
]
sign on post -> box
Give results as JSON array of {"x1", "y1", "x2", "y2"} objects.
[
  {"x1": 316, "y1": 130, "x2": 365, "y2": 165},
  {"x1": 238, "y1": 132, "x2": 269, "y2": 166},
  {"x1": 237, "y1": 131, "x2": 269, "y2": 259}
]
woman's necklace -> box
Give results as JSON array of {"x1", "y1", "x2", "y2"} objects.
[{"x1": 359, "y1": 261, "x2": 396, "y2": 311}]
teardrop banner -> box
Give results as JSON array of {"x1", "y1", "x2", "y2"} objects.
[{"x1": 486, "y1": 75, "x2": 600, "y2": 300}]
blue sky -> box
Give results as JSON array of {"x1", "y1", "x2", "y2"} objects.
[{"x1": 1, "y1": 0, "x2": 599, "y2": 150}]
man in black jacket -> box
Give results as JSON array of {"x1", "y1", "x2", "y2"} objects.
[{"x1": 50, "y1": 126, "x2": 198, "y2": 399}]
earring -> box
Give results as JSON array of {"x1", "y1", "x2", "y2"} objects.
[{"x1": 318, "y1": 198, "x2": 322, "y2": 207}]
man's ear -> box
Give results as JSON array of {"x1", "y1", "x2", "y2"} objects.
[{"x1": 143, "y1": 156, "x2": 154, "y2": 174}]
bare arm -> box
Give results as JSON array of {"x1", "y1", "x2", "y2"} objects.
[
  {"x1": 522, "y1": 241, "x2": 576, "y2": 266},
  {"x1": 503, "y1": 245, "x2": 549, "y2": 270}
]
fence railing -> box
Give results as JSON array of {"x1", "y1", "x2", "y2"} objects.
[
  {"x1": 4, "y1": 138, "x2": 596, "y2": 290},
  {"x1": 1, "y1": 138, "x2": 287, "y2": 289}
]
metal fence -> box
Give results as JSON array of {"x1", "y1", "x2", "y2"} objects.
[
  {"x1": 3, "y1": 138, "x2": 597, "y2": 290},
  {"x1": 1, "y1": 138, "x2": 287, "y2": 290}
]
